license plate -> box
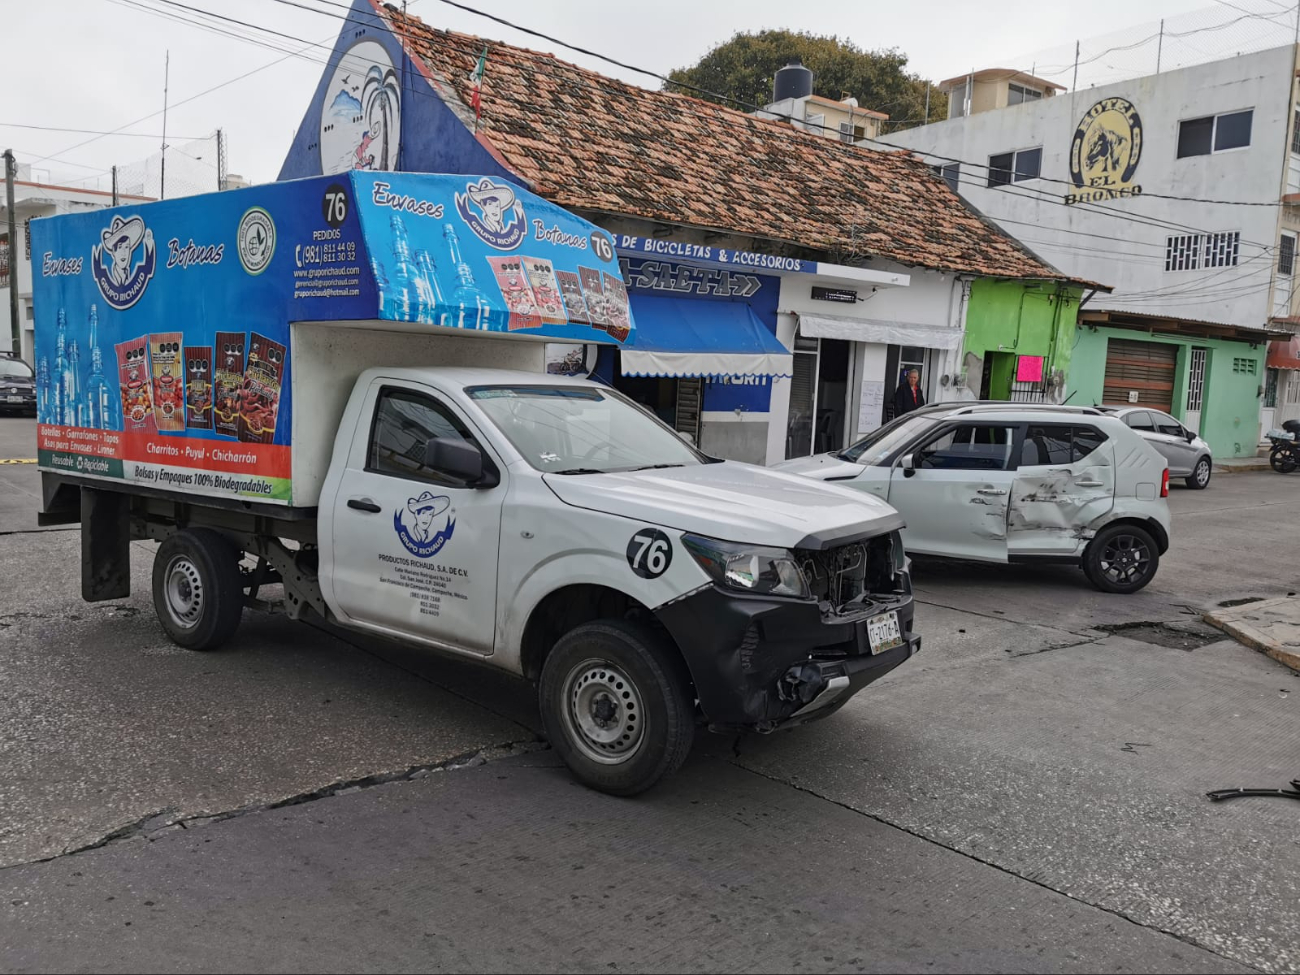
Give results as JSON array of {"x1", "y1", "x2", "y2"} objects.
[
  {"x1": 5, "y1": 396, "x2": 21, "y2": 404},
  {"x1": 867, "y1": 611, "x2": 902, "y2": 655}
]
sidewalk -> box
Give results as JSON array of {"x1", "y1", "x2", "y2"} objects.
[
  {"x1": 1214, "y1": 457, "x2": 1271, "y2": 473},
  {"x1": 1204, "y1": 597, "x2": 1300, "y2": 671}
]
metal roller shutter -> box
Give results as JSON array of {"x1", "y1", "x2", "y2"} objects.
[{"x1": 1103, "y1": 338, "x2": 1177, "y2": 413}]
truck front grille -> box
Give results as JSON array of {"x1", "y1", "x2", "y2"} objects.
[{"x1": 796, "y1": 532, "x2": 902, "y2": 615}]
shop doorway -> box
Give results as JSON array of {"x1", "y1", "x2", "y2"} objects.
[
  {"x1": 785, "y1": 334, "x2": 851, "y2": 457},
  {"x1": 978, "y1": 351, "x2": 1016, "y2": 400},
  {"x1": 1103, "y1": 338, "x2": 1176, "y2": 412},
  {"x1": 611, "y1": 352, "x2": 703, "y2": 446},
  {"x1": 884, "y1": 345, "x2": 931, "y2": 420}
]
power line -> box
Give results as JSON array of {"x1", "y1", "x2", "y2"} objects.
[{"x1": 0, "y1": 122, "x2": 207, "y2": 140}]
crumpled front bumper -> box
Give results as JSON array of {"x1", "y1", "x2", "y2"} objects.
[{"x1": 654, "y1": 582, "x2": 920, "y2": 733}]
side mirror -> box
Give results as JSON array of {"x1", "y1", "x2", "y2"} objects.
[
  {"x1": 424, "y1": 437, "x2": 492, "y2": 486},
  {"x1": 900, "y1": 453, "x2": 917, "y2": 478},
  {"x1": 1185, "y1": 429, "x2": 1196, "y2": 442}
]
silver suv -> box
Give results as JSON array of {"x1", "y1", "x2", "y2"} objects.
[{"x1": 1096, "y1": 407, "x2": 1212, "y2": 490}]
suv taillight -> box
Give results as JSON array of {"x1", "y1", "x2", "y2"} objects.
[{"x1": 1161, "y1": 468, "x2": 1170, "y2": 498}]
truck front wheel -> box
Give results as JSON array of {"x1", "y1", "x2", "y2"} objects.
[
  {"x1": 151, "y1": 529, "x2": 245, "y2": 650},
  {"x1": 539, "y1": 620, "x2": 694, "y2": 796}
]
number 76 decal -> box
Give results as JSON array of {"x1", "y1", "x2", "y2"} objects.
[{"x1": 626, "y1": 528, "x2": 672, "y2": 579}]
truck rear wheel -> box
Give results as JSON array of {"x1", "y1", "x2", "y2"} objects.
[
  {"x1": 152, "y1": 528, "x2": 245, "y2": 650},
  {"x1": 539, "y1": 620, "x2": 694, "y2": 797}
]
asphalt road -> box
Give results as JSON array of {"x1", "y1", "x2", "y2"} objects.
[{"x1": 1, "y1": 414, "x2": 1297, "y2": 973}]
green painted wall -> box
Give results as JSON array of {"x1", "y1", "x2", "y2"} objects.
[
  {"x1": 964, "y1": 280, "x2": 1081, "y2": 384},
  {"x1": 1069, "y1": 325, "x2": 1265, "y2": 459}
]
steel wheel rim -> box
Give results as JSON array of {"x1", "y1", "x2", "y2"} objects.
[
  {"x1": 164, "y1": 555, "x2": 204, "y2": 629},
  {"x1": 1195, "y1": 459, "x2": 1210, "y2": 486},
  {"x1": 1098, "y1": 534, "x2": 1153, "y2": 587},
  {"x1": 560, "y1": 658, "x2": 646, "y2": 766}
]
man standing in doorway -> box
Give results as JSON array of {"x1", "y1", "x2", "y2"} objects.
[{"x1": 894, "y1": 368, "x2": 925, "y2": 416}]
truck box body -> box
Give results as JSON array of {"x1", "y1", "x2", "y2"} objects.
[{"x1": 31, "y1": 172, "x2": 632, "y2": 507}]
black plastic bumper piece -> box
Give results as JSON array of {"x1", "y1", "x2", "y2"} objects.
[{"x1": 654, "y1": 585, "x2": 919, "y2": 732}]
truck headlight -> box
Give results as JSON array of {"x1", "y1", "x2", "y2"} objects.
[{"x1": 682, "y1": 534, "x2": 811, "y2": 599}]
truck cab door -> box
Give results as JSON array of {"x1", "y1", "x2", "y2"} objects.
[
  {"x1": 1008, "y1": 423, "x2": 1115, "y2": 559},
  {"x1": 323, "y1": 379, "x2": 505, "y2": 656},
  {"x1": 886, "y1": 421, "x2": 1018, "y2": 562}
]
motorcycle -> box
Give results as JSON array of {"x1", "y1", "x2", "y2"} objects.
[{"x1": 1268, "y1": 419, "x2": 1300, "y2": 473}]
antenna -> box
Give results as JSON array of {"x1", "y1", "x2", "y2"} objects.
[{"x1": 160, "y1": 51, "x2": 170, "y2": 200}]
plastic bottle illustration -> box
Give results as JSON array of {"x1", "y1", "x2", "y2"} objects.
[
  {"x1": 53, "y1": 308, "x2": 68, "y2": 425},
  {"x1": 37, "y1": 354, "x2": 49, "y2": 420},
  {"x1": 414, "y1": 249, "x2": 445, "y2": 325},
  {"x1": 66, "y1": 340, "x2": 82, "y2": 427},
  {"x1": 387, "y1": 215, "x2": 429, "y2": 323},
  {"x1": 84, "y1": 304, "x2": 112, "y2": 430},
  {"x1": 444, "y1": 223, "x2": 490, "y2": 330}
]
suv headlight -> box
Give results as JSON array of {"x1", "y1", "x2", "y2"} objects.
[{"x1": 682, "y1": 534, "x2": 811, "y2": 599}]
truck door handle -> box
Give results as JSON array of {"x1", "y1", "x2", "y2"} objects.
[
  {"x1": 347, "y1": 498, "x2": 382, "y2": 513},
  {"x1": 977, "y1": 488, "x2": 1007, "y2": 496},
  {"x1": 1076, "y1": 480, "x2": 1104, "y2": 487}
]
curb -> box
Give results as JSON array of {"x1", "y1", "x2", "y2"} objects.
[
  {"x1": 1212, "y1": 463, "x2": 1271, "y2": 473},
  {"x1": 1203, "y1": 599, "x2": 1300, "y2": 672}
]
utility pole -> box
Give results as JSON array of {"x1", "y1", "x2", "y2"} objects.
[
  {"x1": 4, "y1": 150, "x2": 19, "y2": 357},
  {"x1": 1157, "y1": 20, "x2": 1164, "y2": 73},
  {"x1": 160, "y1": 51, "x2": 170, "y2": 200},
  {"x1": 1072, "y1": 40, "x2": 1080, "y2": 91},
  {"x1": 111, "y1": 165, "x2": 118, "y2": 206},
  {"x1": 216, "y1": 128, "x2": 226, "y2": 190}
]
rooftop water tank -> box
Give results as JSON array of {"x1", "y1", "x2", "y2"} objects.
[{"x1": 773, "y1": 58, "x2": 814, "y2": 102}]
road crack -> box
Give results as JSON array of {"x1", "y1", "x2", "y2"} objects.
[{"x1": 726, "y1": 759, "x2": 1267, "y2": 975}]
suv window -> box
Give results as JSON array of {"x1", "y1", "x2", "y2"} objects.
[
  {"x1": 1021, "y1": 424, "x2": 1110, "y2": 465},
  {"x1": 841, "y1": 413, "x2": 938, "y2": 466},
  {"x1": 1124, "y1": 411, "x2": 1155, "y2": 432},
  {"x1": 369, "y1": 387, "x2": 482, "y2": 485},
  {"x1": 915, "y1": 423, "x2": 1017, "y2": 471}
]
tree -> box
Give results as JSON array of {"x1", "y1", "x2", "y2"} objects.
[{"x1": 664, "y1": 30, "x2": 944, "y2": 134}]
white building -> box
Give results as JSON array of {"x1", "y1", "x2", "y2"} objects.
[
  {"x1": 887, "y1": 46, "x2": 1300, "y2": 440},
  {"x1": 1, "y1": 168, "x2": 152, "y2": 363}
]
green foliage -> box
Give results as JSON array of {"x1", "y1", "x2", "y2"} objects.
[{"x1": 664, "y1": 30, "x2": 943, "y2": 133}]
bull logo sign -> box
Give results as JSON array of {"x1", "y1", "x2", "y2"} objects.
[
  {"x1": 1066, "y1": 97, "x2": 1143, "y2": 205},
  {"x1": 394, "y1": 491, "x2": 456, "y2": 558}
]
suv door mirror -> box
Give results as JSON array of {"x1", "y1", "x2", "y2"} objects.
[
  {"x1": 424, "y1": 437, "x2": 489, "y2": 485},
  {"x1": 1184, "y1": 428, "x2": 1197, "y2": 442},
  {"x1": 900, "y1": 452, "x2": 917, "y2": 477}
]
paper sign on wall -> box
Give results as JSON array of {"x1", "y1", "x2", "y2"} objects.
[
  {"x1": 1016, "y1": 355, "x2": 1045, "y2": 383},
  {"x1": 857, "y1": 379, "x2": 885, "y2": 433}
]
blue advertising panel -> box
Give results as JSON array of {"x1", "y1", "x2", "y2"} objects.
[{"x1": 32, "y1": 172, "x2": 629, "y2": 505}]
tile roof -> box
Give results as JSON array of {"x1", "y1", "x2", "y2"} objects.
[{"x1": 386, "y1": 6, "x2": 1081, "y2": 283}]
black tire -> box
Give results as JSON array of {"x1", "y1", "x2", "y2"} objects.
[
  {"x1": 151, "y1": 528, "x2": 245, "y2": 650},
  {"x1": 1185, "y1": 456, "x2": 1212, "y2": 490},
  {"x1": 1271, "y1": 449, "x2": 1297, "y2": 474},
  {"x1": 539, "y1": 620, "x2": 694, "y2": 797},
  {"x1": 1082, "y1": 524, "x2": 1160, "y2": 594}
]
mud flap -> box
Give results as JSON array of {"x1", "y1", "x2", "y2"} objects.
[{"x1": 81, "y1": 488, "x2": 131, "y2": 602}]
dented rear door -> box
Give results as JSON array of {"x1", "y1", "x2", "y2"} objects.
[{"x1": 1008, "y1": 424, "x2": 1116, "y2": 559}]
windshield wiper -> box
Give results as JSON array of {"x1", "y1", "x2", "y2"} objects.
[
  {"x1": 551, "y1": 468, "x2": 605, "y2": 475},
  {"x1": 629, "y1": 463, "x2": 685, "y2": 472}
]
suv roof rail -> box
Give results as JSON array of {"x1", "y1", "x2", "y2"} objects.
[{"x1": 946, "y1": 403, "x2": 1104, "y2": 416}]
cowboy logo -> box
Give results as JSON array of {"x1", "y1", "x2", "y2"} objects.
[
  {"x1": 454, "y1": 177, "x2": 526, "y2": 250},
  {"x1": 1067, "y1": 97, "x2": 1143, "y2": 205},
  {"x1": 92, "y1": 215, "x2": 157, "y2": 309},
  {"x1": 394, "y1": 491, "x2": 457, "y2": 558}
]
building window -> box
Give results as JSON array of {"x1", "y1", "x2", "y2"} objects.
[
  {"x1": 804, "y1": 111, "x2": 825, "y2": 135},
  {"x1": 1265, "y1": 367, "x2": 1280, "y2": 408},
  {"x1": 1232, "y1": 357, "x2": 1257, "y2": 375},
  {"x1": 933, "y1": 162, "x2": 961, "y2": 193},
  {"x1": 988, "y1": 148, "x2": 1041, "y2": 187},
  {"x1": 1164, "y1": 232, "x2": 1239, "y2": 271},
  {"x1": 1204, "y1": 231, "x2": 1240, "y2": 268},
  {"x1": 1165, "y1": 234, "x2": 1202, "y2": 272},
  {"x1": 1007, "y1": 83, "x2": 1042, "y2": 106},
  {"x1": 1177, "y1": 109, "x2": 1253, "y2": 158},
  {"x1": 948, "y1": 88, "x2": 966, "y2": 119},
  {"x1": 1293, "y1": 109, "x2": 1300, "y2": 154},
  {"x1": 1281, "y1": 233, "x2": 1295, "y2": 276},
  {"x1": 839, "y1": 121, "x2": 865, "y2": 144}
]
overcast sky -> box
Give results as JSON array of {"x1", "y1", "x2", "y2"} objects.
[{"x1": 4, "y1": 0, "x2": 1256, "y2": 190}]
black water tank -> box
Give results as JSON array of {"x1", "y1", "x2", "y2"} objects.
[{"x1": 773, "y1": 58, "x2": 814, "y2": 102}]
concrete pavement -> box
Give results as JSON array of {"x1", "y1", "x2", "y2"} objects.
[
  {"x1": 1206, "y1": 596, "x2": 1300, "y2": 671},
  {"x1": 2, "y1": 411, "x2": 1299, "y2": 972}
]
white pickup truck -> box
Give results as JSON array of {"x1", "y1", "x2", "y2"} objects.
[{"x1": 33, "y1": 173, "x2": 920, "y2": 794}]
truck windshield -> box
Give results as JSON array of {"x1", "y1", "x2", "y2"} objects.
[
  {"x1": 0, "y1": 358, "x2": 33, "y2": 378},
  {"x1": 467, "y1": 385, "x2": 706, "y2": 474}
]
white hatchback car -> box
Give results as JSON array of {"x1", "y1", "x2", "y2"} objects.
[{"x1": 775, "y1": 404, "x2": 1172, "y2": 594}]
